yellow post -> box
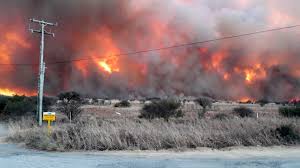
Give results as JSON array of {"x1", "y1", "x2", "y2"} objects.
[{"x1": 47, "y1": 120, "x2": 51, "y2": 136}]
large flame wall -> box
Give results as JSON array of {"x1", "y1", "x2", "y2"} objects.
[{"x1": 0, "y1": 0, "x2": 299, "y2": 101}]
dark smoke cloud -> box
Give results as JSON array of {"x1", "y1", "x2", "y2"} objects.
[{"x1": 0, "y1": 0, "x2": 299, "y2": 101}]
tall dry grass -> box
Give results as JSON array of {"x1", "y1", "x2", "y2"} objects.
[{"x1": 7, "y1": 116, "x2": 300, "y2": 151}]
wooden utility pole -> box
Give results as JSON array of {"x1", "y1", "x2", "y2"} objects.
[{"x1": 29, "y1": 18, "x2": 57, "y2": 126}]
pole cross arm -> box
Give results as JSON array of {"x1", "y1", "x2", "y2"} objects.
[
  {"x1": 30, "y1": 29, "x2": 55, "y2": 37},
  {"x1": 30, "y1": 18, "x2": 58, "y2": 26}
]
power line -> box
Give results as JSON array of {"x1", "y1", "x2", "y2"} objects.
[
  {"x1": 2, "y1": 24, "x2": 300, "y2": 66},
  {"x1": 0, "y1": 63, "x2": 38, "y2": 66}
]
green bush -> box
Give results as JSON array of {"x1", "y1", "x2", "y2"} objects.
[
  {"x1": 139, "y1": 100, "x2": 183, "y2": 121},
  {"x1": 279, "y1": 106, "x2": 300, "y2": 117},
  {"x1": 233, "y1": 107, "x2": 254, "y2": 118},
  {"x1": 58, "y1": 91, "x2": 81, "y2": 102},
  {"x1": 3, "y1": 95, "x2": 35, "y2": 117},
  {"x1": 275, "y1": 125, "x2": 299, "y2": 142},
  {"x1": 256, "y1": 99, "x2": 269, "y2": 107},
  {"x1": 114, "y1": 100, "x2": 131, "y2": 108},
  {"x1": 195, "y1": 97, "x2": 213, "y2": 118}
]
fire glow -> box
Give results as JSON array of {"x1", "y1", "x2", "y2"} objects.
[
  {"x1": 0, "y1": 88, "x2": 17, "y2": 96},
  {"x1": 0, "y1": 88, "x2": 35, "y2": 97},
  {"x1": 0, "y1": 32, "x2": 30, "y2": 65}
]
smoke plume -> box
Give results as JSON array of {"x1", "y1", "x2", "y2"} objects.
[{"x1": 0, "y1": 0, "x2": 299, "y2": 101}]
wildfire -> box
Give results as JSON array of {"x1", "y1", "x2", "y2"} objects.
[
  {"x1": 75, "y1": 27, "x2": 121, "y2": 75},
  {"x1": 243, "y1": 64, "x2": 267, "y2": 84},
  {"x1": 211, "y1": 52, "x2": 226, "y2": 70},
  {"x1": 98, "y1": 61, "x2": 114, "y2": 74},
  {"x1": 204, "y1": 51, "x2": 269, "y2": 84},
  {"x1": 0, "y1": 32, "x2": 30, "y2": 65},
  {"x1": 289, "y1": 98, "x2": 300, "y2": 103},
  {"x1": 244, "y1": 69, "x2": 255, "y2": 83},
  {"x1": 96, "y1": 55, "x2": 120, "y2": 74},
  {"x1": 0, "y1": 1, "x2": 299, "y2": 101},
  {"x1": 239, "y1": 97, "x2": 254, "y2": 103},
  {"x1": 0, "y1": 27, "x2": 32, "y2": 97}
]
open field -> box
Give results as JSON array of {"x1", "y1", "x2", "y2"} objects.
[
  {"x1": 6, "y1": 100, "x2": 300, "y2": 151},
  {"x1": 80, "y1": 101, "x2": 280, "y2": 119}
]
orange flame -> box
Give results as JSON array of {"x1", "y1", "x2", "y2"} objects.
[
  {"x1": 76, "y1": 27, "x2": 121, "y2": 75},
  {"x1": 239, "y1": 97, "x2": 254, "y2": 103},
  {"x1": 0, "y1": 88, "x2": 35, "y2": 97},
  {"x1": 0, "y1": 88, "x2": 17, "y2": 96},
  {"x1": 98, "y1": 61, "x2": 113, "y2": 74},
  {"x1": 243, "y1": 64, "x2": 267, "y2": 84}
]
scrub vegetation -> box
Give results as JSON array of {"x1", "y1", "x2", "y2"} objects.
[{"x1": 4, "y1": 92, "x2": 300, "y2": 151}]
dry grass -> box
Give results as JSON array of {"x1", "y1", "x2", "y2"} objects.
[
  {"x1": 80, "y1": 102, "x2": 281, "y2": 120},
  {"x1": 7, "y1": 116, "x2": 300, "y2": 151}
]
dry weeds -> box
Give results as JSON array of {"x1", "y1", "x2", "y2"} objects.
[{"x1": 7, "y1": 116, "x2": 300, "y2": 151}]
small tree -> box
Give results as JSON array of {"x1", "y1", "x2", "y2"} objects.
[
  {"x1": 257, "y1": 99, "x2": 269, "y2": 107},
  {"x1": 58, "y1": 101, "x2": 82, "y2": 123},
  {"x1": 139, "y1": 100, "x2": 183, "y2": 121},
  {"x1": 58, "y1": 91, "x2": 81, "y2": 102},
  {"x1": 275, "y1": 125, "x2": 299, "y2": 142},
  {"x1": 195, "y1": 97, "x2": 213, "y2": 118},
  {"x1": 114, "y1": 100, "x2": 131, "y2": 108},
  {"x1": 279, "y1": 106, "x2": 300, "y2": 117},
  {"x1": 233, "y1": 107, "x2": 255, "y2": 118},
  {"x1": 57, "y1": 92, "x2": 82, "y2": 122}
]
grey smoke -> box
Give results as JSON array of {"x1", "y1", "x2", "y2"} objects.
[{"x1": 0, "y1": 0, "x2": 299, "y2": 101}]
